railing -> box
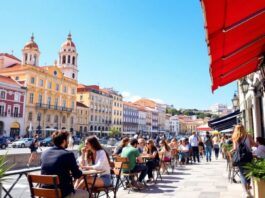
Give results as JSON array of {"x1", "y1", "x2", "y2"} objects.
[
  {"x1": 36, "y1": 103, "x2": 73, "y2": 112},
  {"x1": 10, "y1": 113, "x2": 23, "y2": 118},
  {"x1": 2, "y1": 166, "x2": 41, "y2": 198},
  {"x1": 0, "y1": 112, "x2": 7, "y2": 117}
]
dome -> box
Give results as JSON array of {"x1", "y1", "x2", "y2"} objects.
[
  {"x1": 61, "y1": 33, "x2": 76, "y2": 48},
  {"x1": 24, "y1": 34, "x2": 39, "y2": 50}
]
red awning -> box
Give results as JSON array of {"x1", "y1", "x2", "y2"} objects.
[{"x1": 200, "y1": 0, "x2": 265, "y2": 92}]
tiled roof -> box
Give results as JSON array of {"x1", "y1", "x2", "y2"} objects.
[
  {"x1": 0, "y1": 75, "x2": 22, "y2": 87},
  {"x1": 0, "y1": 53, "x2": 21, "y2": 62}
]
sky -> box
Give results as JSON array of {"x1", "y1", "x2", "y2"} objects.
[{"x1": 0, "y1": 0, "x2": 236, "y2": 110}]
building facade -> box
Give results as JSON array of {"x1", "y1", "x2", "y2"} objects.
[
  {"x1": 103, "y1": 88, "x2": 123, "y2": 132},
  {"x1": 77, "y1": 85, "x2": 112, "y2": 133},
  {"x1": 169, "y1": 115, "x2": 180, "y2": 135},
  {"x1": 0, "y1": 75, "x2": 26, "y2": 137},
  {"x1": 76, "y1": 101, "x2": 89, "y2": 137},
  {"x1": 123, "y1": 102, "x2": 139, "y2": 132},
  {"x1": 0, "y1": 35, "x2": 78, "y2": 137}
]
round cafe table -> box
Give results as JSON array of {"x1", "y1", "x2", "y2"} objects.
[{"x1": 81, "y1": 169, "x2": 105, "y2": 198}]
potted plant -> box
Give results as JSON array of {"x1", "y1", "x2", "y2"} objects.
[
  {"x1": 0, "y1": 154, "x2": 14, "y2": 197},
  {"x1": 244, "y1": 158, "x2": 265, "y2": 198}
]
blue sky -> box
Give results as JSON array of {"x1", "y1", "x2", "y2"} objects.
[{"x1": 0, "y1": 0, "x2": 236, "y2": 109}]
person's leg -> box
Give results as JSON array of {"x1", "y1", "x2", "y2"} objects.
[
  {"x1": 194, "y1": 147, "x2": 200, "y2": 162},
  {"x1": 216, "y1": 148, "x2": 219, "y2": 159},
  {"x1": 205, "y1": 147, "x2": 209, "y2": 161},
  {"x1": 146, "y1": 160, "x2": 156, "y2": 179},
  {"x1": 238, "y1": 166, "x2": 251, "y2": 196},
  {"x1": 214, "y1": 148, "x2": 218, "y2": 159},
  {"x1": 192, "y1": 147, "x2": 196, "y2": 162},
  {"x1": 133, "y1": 164, "x2": 148, "y2": 182}
]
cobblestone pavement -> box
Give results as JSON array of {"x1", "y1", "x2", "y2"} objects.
[{"x1": 3, "y1": 158, "x2": 242, "y2": 198}]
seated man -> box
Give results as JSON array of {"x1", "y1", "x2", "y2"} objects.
[
  {"x1": 41, "y1": 130, "x2": 88, "y2": 197},
  {"x1": 121, "y1": 138, "x2": 148, "y2": 187}
]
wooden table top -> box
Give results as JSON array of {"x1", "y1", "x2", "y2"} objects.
[{"x1": 82, "y1": 169, "x2": 105, "y2": 175}]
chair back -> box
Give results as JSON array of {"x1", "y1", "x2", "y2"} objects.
[
  {"x1": 115, "y1": 156, "x2": 130, "y2": 169},
  {"x1": 28, "y1": 174, "x2": 61, "y2": 198},
  {"x1": 113, "y1": 162, "x2": 123, "y2": 190}
]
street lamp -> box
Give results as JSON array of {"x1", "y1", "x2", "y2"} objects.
[
  {"x1": 37, "y1": 113, "x2": 41, "y2": 135},
  {"x1": 241, "y1": 78, "x2": 249, "y2": 95},
  {"x1": 231, "y1": 92, "x2": 239, "y2": 110}
]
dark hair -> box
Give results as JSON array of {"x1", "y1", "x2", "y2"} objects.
[
  {"x1": 160, "y1": 139, "x2": 170, "y2": 151},
  {"x1": 119, "y1": 137, "x2": 130, "y2": 147},
  {"x1": 52, "y1": 130, "x2": 69, "y2": 147},
  {"x1": 130, "y1": 138, "x2": 138, "y2": 146},
  {"x1": 85, "y1": 136, "x2": 111, "y2": 164},
  {"x1": 256, "y1": 137, "x2": 265, "y2": 146}
]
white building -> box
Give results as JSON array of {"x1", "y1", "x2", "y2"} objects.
[
  {"x1": 209, "y1": 103, "x2": 232, "y2": 116},
  {"x1": 169, "y1": 115, "x2": 180, "y2": 135}
]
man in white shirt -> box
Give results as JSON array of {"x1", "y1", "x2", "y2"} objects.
[{"x1": 189, "y1": 131, "x2": 200, "y2": 163}]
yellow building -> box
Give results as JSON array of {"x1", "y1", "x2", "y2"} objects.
[
  {"x1": 77, "y1": 85, "x2": 113, "y2": 133},
  {"x1": 0, "y1": 35, "x2": 78, "y2": 136},
  {"x1": 102, "y1": 88, "x2": 123, "y2": 132},
  {"x1": 76, "y1": 102, "x2": 89, "y2": 136}
]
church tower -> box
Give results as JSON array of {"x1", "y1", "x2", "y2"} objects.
[
  {"x1": 58, "y1": 33, "x2": 78, "y2": 80},
  {"x1": 22, "y1": 34, "x2": 40, "y2": 66}
]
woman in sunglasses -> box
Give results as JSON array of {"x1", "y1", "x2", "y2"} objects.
[{"x1": 145, "y1": 139, "x2": 160, "y2": 183}]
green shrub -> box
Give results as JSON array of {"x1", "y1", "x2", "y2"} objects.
[{"x1": 244, "y1": 158, "x2": 265, "y2": 180}]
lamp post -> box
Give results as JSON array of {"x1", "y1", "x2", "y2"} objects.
[
  {"x1": 241, "y1": 78, "x2": 249, "y2": 127},
  {"x1": 232, "y1": 92, "x2": 239, "y2": 111},
  {"x1": 37, "y1": 114, "x2": 41, "y2": 135}
]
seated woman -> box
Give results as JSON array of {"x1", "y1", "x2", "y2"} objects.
[
  {"x1": 253, "y1": 137, "x2": 265, "y2": 158},
  {"x1": 76, "y1": 136, "x2": 112, "y2": 189},
  {"x1": 145, "y1": 140, "x2": 160, "y2": 183},
  {"x1": 159, "y1": 139, "x2": 172, "y2": 174},
  {"x1": 113, "y1": 137, "x2": 129, "y2": 156},
  {"x1": 178, "y1": 139, "x2": 190, "y2": 165}
]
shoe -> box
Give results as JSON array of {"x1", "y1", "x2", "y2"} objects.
[
  {"x1": 146, "y1": 178, "x2": 154, "y2": 183},
  {"x1": 137, "y1": 182, "x2": 145, "y2": 189}
]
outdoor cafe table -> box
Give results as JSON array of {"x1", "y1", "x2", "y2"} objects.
[
  {"x1": 81, "y1": 169, "x2": 105, "y2": 198},
  {"x1": 2, "y1": 166, "x2": 41, "y2": 198}
]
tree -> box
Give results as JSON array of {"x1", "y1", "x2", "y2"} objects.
[{"x1": 109, "y1": 127, "x2": 120, "y2": 138}]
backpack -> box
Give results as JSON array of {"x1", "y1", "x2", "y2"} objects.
[
  {"x1": 204, "y1": 136, "x2": 212, "y2": 147},
  {"x1": 232, "y1": 137, "x2": 253, "y2": 166}
]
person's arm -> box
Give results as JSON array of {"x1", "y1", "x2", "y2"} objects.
[
  {"x1": 248, "y1": 134, "x2": 257, "y2": 147},
  {"x1": 89, "y1": 150, "x2": 108, "y2": 170},
  {"x1": 230, "y1": 141, "x2": 237, "y2": 153},
  {"x1": 68, "y1": 153, "x2": 82, "y2": 179}
]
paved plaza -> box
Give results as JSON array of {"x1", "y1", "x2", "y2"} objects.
[{"x1": 3, "y1": 158, "x2": 242, "y2": 198}]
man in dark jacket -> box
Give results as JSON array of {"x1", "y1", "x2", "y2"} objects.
[{"x1": 41, "y1": 130, "x2": 87, "y2": 197}]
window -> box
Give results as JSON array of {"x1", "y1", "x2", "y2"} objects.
[
  {"x1": 30, "y1": 77, "x2": 35, "y2": 84},
  {"x1": 91, "y1": 115, "x2": 93, "y2": 121},
  {"x1": 28, "y1": 112, "x2": 32, "y2": 121},
  {"x1": 47, "y1": 97, "x2": 51, "y2": 107},
  {"x1": 46, "y1": 114, "x2": 51, "y2": 122},
  {"x1": 54, "y1": 115, "x2": 58, "y2": 123},
  {"x1": 63, "y1": 86, "x2": 67, "y2": 93},
  {"x1": 39, "y1": 79, "x2": 44, "y2": 87},
  {"x1": 72, "y1": 56, "x2": 75, "y2": 65},
  {"x1": 47, "y1": 81, "x2": 52, "y2": 89},
  {"x1": 15, "y1": 76, "x2": 19, "y2": 80},
  {"x1": 63, "y1": 100, "x2": 66, "y2": 108},
  {"x1": 56, "y1": 84, "x2": 59, "y2": 91},
  {"x1": 0, "y1": 104, "x2": 5, "y2": 115},
  {"x1": 37, "y1": 113, "x2": 42, "y2": 121},
  {"x1": 62, "y1": 56, "x2": 66, "y2": 64},
  {"x1": 80, "y1": 95, "x2": 83, "y2": 100},
  {"x1": 38, "y1": 94, "x2": 42, "y2": 104},
  {"x1": 55, "y1": 98, "x2": 59, "y2": 109},
  {"x1": 71, "y1": 117, "x2": 74, "y2": 125},
  {"x1": 71, "y1": 101, "x2": 74, "y2": 109},
  {"x1": 28, "y1": 94, "x2": 34, "y2": 106},
  {"x1": 71, "y1": 88, "x2": 75, "y2": 94},
  {"x1": 68, "y1": 55, "x2": 71, "y2": 64},
  {"x1": 14, "y1": 93, "x2": 20, "y2": 102},
  {"x1": 62, "y1": 116, "x2": 66, "y2": 123},
  {"x1": 72, "y1": 73, "x2": 75, "y2": 79},
  {"x1": 54, "y1": 70, "x2": 57, "y2": 76},
  {"x1": 0, "y1": 91, "x2": 6, "y2": 99}
]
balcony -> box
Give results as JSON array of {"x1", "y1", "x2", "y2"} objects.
[
  {"x1": 11, "y1": 113, "x2": 23, "y2": 118},
  {"x1": 36, "y1": 103, "x2": 73, "y2": 112}
]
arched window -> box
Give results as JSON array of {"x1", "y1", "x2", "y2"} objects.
[
  {"x1": 62, "y1": 116, "x2": 66, "y2": 123},
  {"x1": 98, "y1": 126, "x2": 101, "y2": 131},
  {"x1": 28, "y1": 112, "x2": 32, "y2": 121},
  {"x1": 68, "y1": 55, "x2": 71, "y2": 64},
  {"x1": 25, "y1": 53, "x2": 28, "y2": 62},
  {"x1": 94, "y1": 126, "x2": 97, "y2": 131},
  {"x1": 72, "y1": 56, "x2": 75, "y2": 65},
  {"x1": 54, "y1": 115, "x2": 58, "y2": 123},
  {"x1": 72, "y1": 73, "x2": 75, "y2": 79},
  {"x1": 62, "y1": 56, "x2": 66, "y2": 64},
  {"x1": 34, "y1": 54, "x2": 37, "y2": 65},
  {"x1": 84, "y1": 127, "x2": 87, "y2": 132},
  {"x1": 80, "y1": 126, "x2": 83, "y2": 132},
  {"x1": 90, "y1": 126, "x2": 93, "y2": 131}
]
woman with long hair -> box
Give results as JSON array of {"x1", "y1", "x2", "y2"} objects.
[
  {"x1": 145, "y1": 139, "x2": 160, "y2": 182},
  {"x1": 159, "y1": 139, "x2": 171, "y2": 173},
  {"x1": 231, "y1": 124, "x2": 256, "y2": 198},
  {"x1": 76, "y1": 136, "x2": 112, "y2": 189},
  {"x1": 113, "y1": 137, "x2": 129, "y2": 155}
]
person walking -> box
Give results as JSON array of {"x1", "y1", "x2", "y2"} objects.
[
  {"x1": 189, "y1": 132, "x2": 200, "y2": 163},
  {"x1": 231, "y1": 124, "x2": 256, "y2": 198},
  {"x1": 212, "y1": 135, "x2": 220, "y2": 160},
  {"x1": 27, "y1": 134, "x2": 41, "y2": 167},
  {"x1": 204, "y1": 131, "x2": 213, "y2": 162},
  {"x1": 68, "y1": 132, "x2": 74, "y2": 150}
]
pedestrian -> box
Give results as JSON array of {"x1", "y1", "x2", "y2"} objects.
[
  {"x1": 253, "y1": 137, "x2": 265, "y2": 158},
  {"x1": 204, "y1": 131, "x2": 213, "y2": 162},
  {"x1": 113, "y1": 137, "x2": 129, "y2": 155},
  {"x1": 68, "y1": 132, "x2": 74, "y2": 150},
  {"x1": 27, "y1": 134, "x2": 41, "y2": 167},
  {"x1": 189, "y1": 132, "x2": 200, "y2": 163},
  {"x1": 231, "y1": 124, "x2": 256, "y2": 198},
  {"x1": 212, "y1": 135, "x2": 220, "y2": 160}
]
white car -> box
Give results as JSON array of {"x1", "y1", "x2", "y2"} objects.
[{"x1": 12, "y1": 138, "x2": 34, "y2": 148}]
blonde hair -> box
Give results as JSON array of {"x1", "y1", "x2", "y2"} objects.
[{"x1": 232, "y1": 124, "x2": 248, "y2": 143}]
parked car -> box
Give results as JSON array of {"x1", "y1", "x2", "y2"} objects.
[
  {"x1": 0, "y1": 137, "x2": 8, "y2": 149},
  {"x1": 11, "y1": 138, "x2": 33, "y2": 148},
  {"x1": 40, "y1": 137, "x2": 53, "y2": 147}
]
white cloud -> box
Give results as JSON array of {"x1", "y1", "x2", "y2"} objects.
[{"x1": 122, "y1": 91, "x2": 165, "y2": 104}]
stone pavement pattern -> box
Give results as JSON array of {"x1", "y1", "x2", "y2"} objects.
[{"x1": 3, "y1": 158, "x2": 242, "y2": 198}]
